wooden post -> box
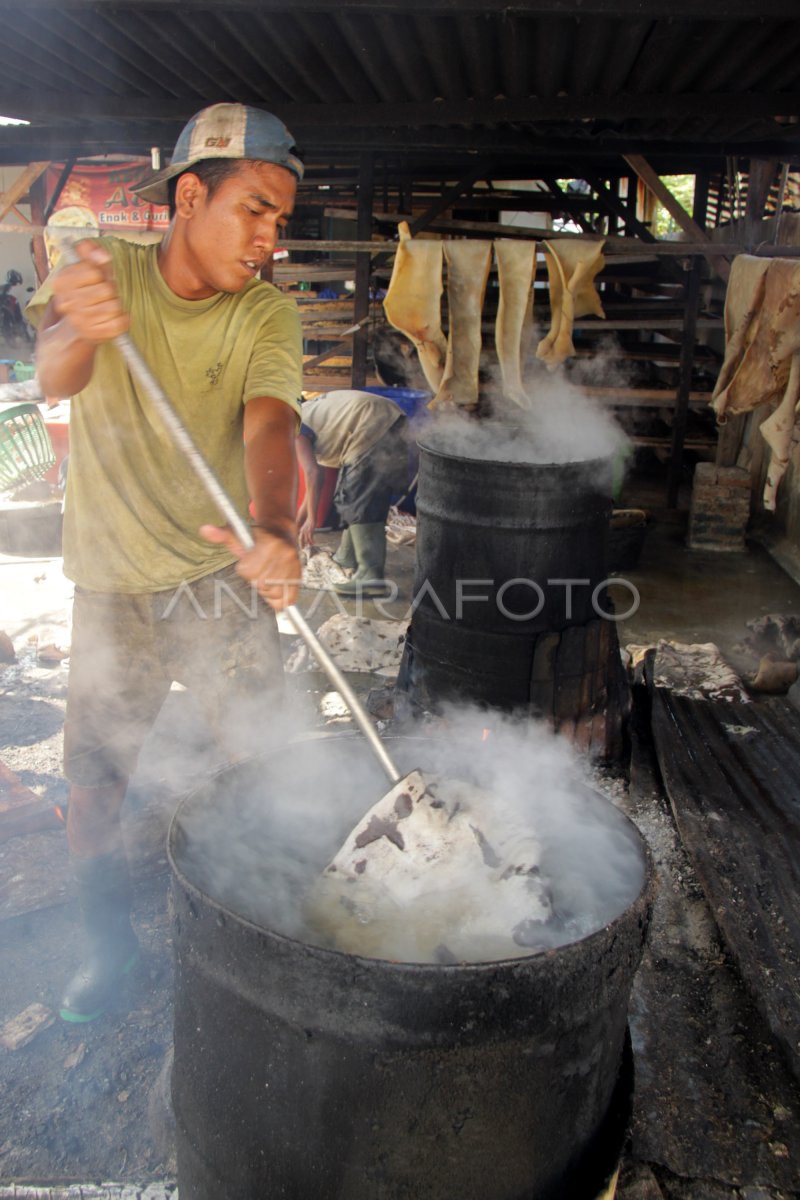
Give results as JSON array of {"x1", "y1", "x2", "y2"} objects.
[
  {"x1": 692, "y1": 169, "x2": 711, "y2": 231},
  {"x1": 625, "y1": 153, "x2": 730, "y2": 283},
  {"x1": 351, "y1": 152, "x2": 374, "y2": 389},
  {"x1": 626, "y1": 172, "x2": 638, "y2": 228},
  {"x1": 27, "y1": 175, "x2": 49, "y2": 286},
  {"x1": 745, "y1": 158, "x2": 778, "y2": 248},
  {"x1": 667, "y1": 256, "x2": 702, "y2": 509}
]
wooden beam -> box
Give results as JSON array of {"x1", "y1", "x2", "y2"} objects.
[
  {"x1": 0, "y1": 127, "x2": 797, "y2": 168},
  {"x1": 692, "y1": 169, "x2": 711, "y2": 230},
  {"x1": 624, "y1": 154, "x2": 731, "y2": 282},
  {"x1": 25, "y1": 173, "x2": 49, "y2": 285},
  {"x1": 745, "y1": 157, "x2": 778, "y2": 245},
  {"x1": 667, "y1": 257, "x2": 703, "y2": 509},
  {"x1": 0, "y1": 160, "x2": 49, "y2": 223},
  {"x1": 408, "y1": 166, "x2": 487, "y2": 236}
]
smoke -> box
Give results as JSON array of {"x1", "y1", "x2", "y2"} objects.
[
  {"x1": 422, "y1": 366, "x2": 628, "y2": 466},
  {"x1": 173, "y1": 703, "x2": 647, "y2": 965}
]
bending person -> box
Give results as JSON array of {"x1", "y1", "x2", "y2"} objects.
[{"x1": 296, "y1": 389, "x2": 409, "y2": 598}]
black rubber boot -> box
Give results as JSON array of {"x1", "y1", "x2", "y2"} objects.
[
  {"x1": 59, "y1": 852, "x2": 140, "y2": 1024},
  {"x1": 332, "y1": 527, "x2": 356, "y2": 570},
  {"x1": 333, "y1": 523, "x2": 391, "y2": 597}
]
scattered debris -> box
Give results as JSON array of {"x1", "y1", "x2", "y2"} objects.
[
  {"x1": 0, "y1": 1187, "x2": 179, "y2": 1199},
  {"x1": 319, "y1": 691, "x2": 351, "y2": 721},
  {"x1": 0, "y1": 758, "x2": 40, "y2": 808},
  {"x1": 36, "y1": 642, "x2": 69, "y2": 665},
  {"x1": 366, "y1": 683, "x2": 396, "y2": 720},
  {"x1": 744, "y1": 612, "x2": 800, "y2": 662},
  {"x1": 0, "y1": 1002, "x2": 55, "y2": 1051},
  {"x1": 286, "y1": 613, "x2": 408, "y2": 675},
  {"x1": 300, "y1": 545, "x2": 350, "y2": 590},
  {"x1": 748, "y1": 652, "x2": 799, "y2": 694},
  {"x1": 0, "y1": 632, "x2": 15, "y2": 664},
  {"x1": 63, "y1": 1041, "x2": 87, "y2": 1071},
  {"x1": 386, "y1": 505, "x2": 416, "y2": 547},
  {"x1": 627, "y1": 640, "x2": 750, "y2": 703}
]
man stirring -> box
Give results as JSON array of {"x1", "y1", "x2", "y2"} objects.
[{"x1": 30, "y1": 103, "x2": 304, "y2": 1022}]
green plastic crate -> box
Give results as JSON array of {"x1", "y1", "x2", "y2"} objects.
[{"x1": 0, "y1": 403, "x2": 56, "y2": 494}]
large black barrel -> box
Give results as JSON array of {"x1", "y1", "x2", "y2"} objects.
[
  {"x1": 403, "y1": 438, "x2": 614, "y2": 712},
  {"x1": 168, "y1": 735, "x2": 653, "y2": 1200},
  {"x1": 413, "y1": 438, "x2": 613, "y2": 634}
]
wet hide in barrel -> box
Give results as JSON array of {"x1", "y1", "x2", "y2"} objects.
[
  {"x1": 536, "y1": 239, "x2": 605, "y2": 370},
  {"x1": 432, "y1": 240, "x2": 493, "y2": 411},
  {"x1": 383, "y1": 222, "x2": 447, "y2": 394},
  {"x1": 306, "y1": 773, "x2": 552, "y2": 963},
  {"x1": 494, "y1": 240, "x2": 537, "y2": 409}
]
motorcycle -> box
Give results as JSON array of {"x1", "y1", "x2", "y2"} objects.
[{"x1": 0, "y1": 269, "x2": 34, "y2": 350}]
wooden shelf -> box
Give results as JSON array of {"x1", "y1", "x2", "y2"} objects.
[{"x1": 586, "y1": 387, "x2": 713, "y2": 408}]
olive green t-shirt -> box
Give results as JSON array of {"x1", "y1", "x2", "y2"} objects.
[{"x1": 29, "y1": 238, "x2": 302, "y2": 592}]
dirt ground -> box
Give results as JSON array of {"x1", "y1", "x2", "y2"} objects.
[{"x1": 1, "y1": 541, "x2": 799, "y2": 1199}]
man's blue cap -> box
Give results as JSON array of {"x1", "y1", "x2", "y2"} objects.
[{"x1": 134, "y1": 102, "x2": 304, "y2": 204}]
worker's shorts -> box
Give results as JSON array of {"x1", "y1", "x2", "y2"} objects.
[
  {"x1": 335, "y1": 415, "x2": 409, "y2": 526},
  {"x1": 64, "y1": 563, "x2": 284, "y2": 789}
]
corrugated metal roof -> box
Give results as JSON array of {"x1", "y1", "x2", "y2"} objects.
[{"x1": 0, "y1": 2, "x2": 797, "y2": 175}]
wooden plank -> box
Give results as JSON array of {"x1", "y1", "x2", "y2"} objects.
[
  {"x1": 351, "y1": 152, "x2": 374, "y2": 389},
  {"x1": 275, "y1": 238, "x2": 800, "y2": 259},
  {"x1": 585, "y1": 388, "x2": 711, "y2": 408},
  {"x1": 303, "y1": 374, "x2": 382, "y2": 391},
  {"x1": 529, "y1": 631, "x2": 560, "y2": 722},
  {"x1": 28, "y1": 173, "x2": 49, "y2": 286},
  {"x1": 631, "y1": 435, "x2": 717, "y2": 450},
  {"x1": 651, "y1": 691, "x2": 800, "y2": 1083},
  {"x1": 0, "y1": 799, "x2": 63, "y2": 843},
  {"x1": 0, "y1": 757, "x2": 40, "y2": 812},
  {"x1": 554, "y1": 624, "x2": 589, "y2": 733}
]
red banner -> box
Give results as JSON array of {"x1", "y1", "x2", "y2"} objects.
[{"x1": 46, "y1": 160, "x2": 169, "y2": 232}]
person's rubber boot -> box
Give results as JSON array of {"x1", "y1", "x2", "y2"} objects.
[
  {"x1": 332, "y1": 527, "x2": 356, "y2": 570},
  {"x1": 333, "y1": 523, "x2": 391, "y2": 598},
  {"x1": 59, "y1": 852, "x2": 140, "y2": 1023}
]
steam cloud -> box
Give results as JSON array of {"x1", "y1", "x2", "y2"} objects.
[
  {"x1": 424, "y1": 365, "x2": 629, "y2": 466},
  {"x1": 173, "y1": 704, "x2": 647, "y2": 965}
]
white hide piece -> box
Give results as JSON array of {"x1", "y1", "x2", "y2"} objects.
[
  {"x1": 383, "y1": 223, "x2": 448, "y2": 393},
  {"x1": 306, "y1": 769, "x2": 553, "y2": 963},
  {"x1": 494, "y1": 239, "x2": 537, "y2": 409},
  {"x1": 433, "y1": 240, "x2": 493, "y2": 411}
]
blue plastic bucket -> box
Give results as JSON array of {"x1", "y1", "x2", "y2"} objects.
[{"x1": 360, "y1": 386, "x2": 431, "y2": 420}]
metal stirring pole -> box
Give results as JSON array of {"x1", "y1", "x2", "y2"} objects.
[{"x1": 56, "y1": 242, "x2": 402, "y2": 785}]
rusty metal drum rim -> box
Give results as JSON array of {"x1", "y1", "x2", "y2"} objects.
[{"x1": 415, "y1": 433, "x2": 616, "y2": 475}]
